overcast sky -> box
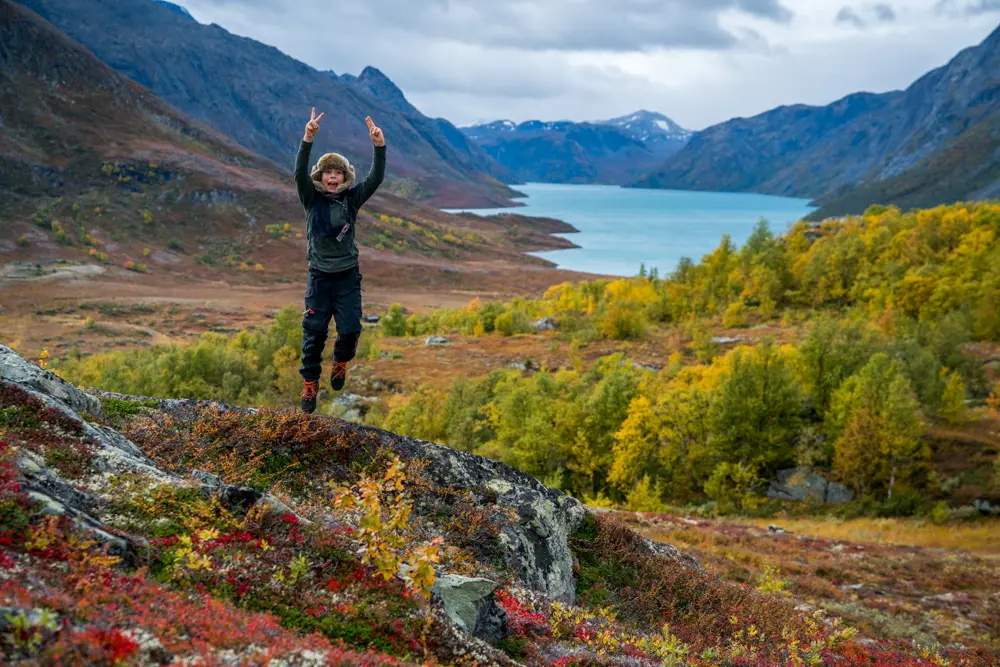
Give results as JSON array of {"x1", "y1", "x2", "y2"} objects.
[{"x1": 174, "y1": 0, "x2": 999, "y2": 130}]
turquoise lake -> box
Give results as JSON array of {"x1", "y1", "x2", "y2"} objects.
[{"x1": 445, "y1": 183, "x2": 818, "y2": 277}]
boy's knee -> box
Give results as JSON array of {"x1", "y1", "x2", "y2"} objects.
[
  {"x1": 337, "y1": 330, "x2": 361, "y2": 347},
  {"x1": 333, "y1": 330, "x2": 361, "y2": 362},
  {"x1": 302, "y1": 308, "x2": 331, "y2": 334}
]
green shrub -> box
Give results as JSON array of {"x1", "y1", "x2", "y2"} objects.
[
  {"x1": 703, "y1": 462, "x2": 763, "y2": 515},
  {"x1": 495, "y1": 311, "x2": 530, "y2": 337},
  {"x1": 381, "y1": 304, "x2": 408, "y2": 337},
  {"x1": 358, "y1": 333, "x2": 381, "y2": 361},
  {"x1": 722, "y1": 302, "x2": 747, "y2": 328}
]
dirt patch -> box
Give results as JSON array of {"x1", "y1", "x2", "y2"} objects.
[
  {"x1": 151, "y1": 250, "x2": 183, "y2": 264},
  {"x1": 2, "y1": 261, "x2": 108, "y2": 281},
  {"x1": 0, "y1": 249, "x2": 599, "y2": 358}
]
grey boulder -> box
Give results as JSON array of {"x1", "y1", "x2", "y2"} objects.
[{"x1": 432, "y1": 574, "x2": 507, "y2": 643}]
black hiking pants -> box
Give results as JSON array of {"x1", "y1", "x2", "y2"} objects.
[{"x1": 299, "y1": 266, "x2": 363, "y2": 381}]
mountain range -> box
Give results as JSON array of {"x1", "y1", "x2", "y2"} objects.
[
  {"x1": 634, "y1": 25, "x2": 1000, "y2": 219},
  {"x1": 6, "y1": 0, "x2": 1000, "y2": 222},
  {"x1": 461, "y1": 111, "x2": 691, "y2": 185},
  {"x1": 15, "y1": 0, "x2": 519, "y2": 208}
]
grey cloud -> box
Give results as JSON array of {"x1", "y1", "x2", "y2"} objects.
[
  {"x1": 835, "y1": 4, "x2": 896, "y2": 28},
  {"x1": 836, "y1": 6, "x2": 867, "y2": 27},
  {"x1": 192, "y1": 0, "x2": 793, "y2": 52},
  {"x1": 735, "y1": 0, "x2": 794, "y2": 22},
  {"x1": 175, "y1": 0, "x2": 1000, "y2": 132},
  {"x1": 966, "y1": 0, "x2": 1000, "y2": 13},
  {"x1": 935, "y1": 0, "x2": 1000, "y2": 15},
  {"x1": 872, "y1": 3, "x2": 896, "y2": 21},
  {"x1": 734, "y1": 27, "x2": 780, "y2": 55}
]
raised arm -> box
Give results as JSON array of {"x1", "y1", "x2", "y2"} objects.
[
  {"x1": 294, "y1": 108, "x2": 324, "y2": 208},
  {"x1": 352, "y1": 116, "x2": 386, "y2": 208}
]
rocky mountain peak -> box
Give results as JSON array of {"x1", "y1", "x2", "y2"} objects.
[{"x1": 601, "y1": 109, "x2": 693, "y2": 143}]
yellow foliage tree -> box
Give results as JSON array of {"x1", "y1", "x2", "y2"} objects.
[
  {"x1": 939, "y1": 370, "x2": 968, "y2": 427},
  {"x1": 332, "y1": 456, "x2": 442, "y2": 598}
]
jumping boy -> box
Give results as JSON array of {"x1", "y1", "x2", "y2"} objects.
[{"x1": 294, "y1": 107, "x2": 386, "y2": 413}]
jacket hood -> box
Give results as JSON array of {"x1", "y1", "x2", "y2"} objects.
[{"x1": 311, "y1": 152, "x2": 356, "y2": 194}]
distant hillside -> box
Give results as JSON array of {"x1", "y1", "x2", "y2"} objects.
[
  {"x1": 0, "y1": 0, "x2": 295, "y2": 250},
  {"x1": 461, "y1": 111, "x2": 690, "y2": 185},
  {"x1": 0, "y1": 0, "x2": 577, "y2": 285},
  {"x1": 634, "y1": 26, "x2": 1000, "y2": 219},
  {"x1": 15, "y1": 0, "x2": 517, "y2": 208}
]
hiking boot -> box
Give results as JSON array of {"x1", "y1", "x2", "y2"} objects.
[
  {"x1": 300, "y1": 379, "x2": 318, "y2": 413},
  {"x1": 331, "y1": 361, "x2": 348, "y2": 392}
]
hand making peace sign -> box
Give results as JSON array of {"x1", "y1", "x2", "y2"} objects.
[
  {"x1": 366, "y1": 116, "x2": 385, "y2": 147},
  {"x1": 304, "y1": 107, "x2": 324, "y2": 142}
]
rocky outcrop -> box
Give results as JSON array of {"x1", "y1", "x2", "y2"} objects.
[
  {"x1": 0, "y1": 344, "x2": 102, "y2": 418},
  {"x1": 431, "y1": 575, "x2": 506, "y2": 643},
  {"x1": 0, "y1": 359, "x2": 310, "y2": 568},
  {"x1": 0, "y1": 344, "x2": 707, "y2": 663},
  {"x1": 381, "y1": 431, "x2": 586, "y2": 602},
  {"x1": 0, "y1": 343, "x2": 590, "y2": 606},
  {"x1": 767, "y1": 467, "x2": 854, "y2": 504},
  {"x1": 102, "y1": 393, "x2": 588, "y2": 603}
]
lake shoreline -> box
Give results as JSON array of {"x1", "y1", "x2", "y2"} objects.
[{"x1": 444, "y1": 182, "x2": 818, "y2": 278}]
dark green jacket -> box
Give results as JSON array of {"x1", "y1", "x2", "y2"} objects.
[{"x1": 294, "y1": 140, "x2": 386, "y2": 273}]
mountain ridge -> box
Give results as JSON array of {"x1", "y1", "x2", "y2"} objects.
[
  {"x1": 599, "y1": 109, "x2": 693, "y2": 145},
  {"x1": 0, "y1": 0, "x2": 287, "y2": 205},
  {"x1": 461, "y1": 111, "x2": 691, "y2": 185},
  {"x1": 15, "y1": 0, "x2": 518, "y2": 208},
  {"x1": 633, "y1": 25, "x2": 1000, "y2": 218}
]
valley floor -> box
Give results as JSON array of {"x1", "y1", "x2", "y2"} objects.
[
  {"x1": 0, "y1": 250, "x2": 600, "y2": 359},
  {"x1": 614, "y1": 509, "x2": 1000, "y2": 656}
]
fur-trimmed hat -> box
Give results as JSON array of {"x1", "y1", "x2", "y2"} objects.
[{"x1": 311, "y1": 152, "x2": 356, "y2": 194}]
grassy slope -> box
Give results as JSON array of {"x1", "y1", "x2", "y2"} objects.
[
  {"x1": 808, "y1": 117, "x2": 1000, "y2": 220},
  {"x1": 1, "y1": 375, "x2": 997, "y2": 665},
  {"x1": 620, "y1": 510, "x2": 1000, "y2": 656}
]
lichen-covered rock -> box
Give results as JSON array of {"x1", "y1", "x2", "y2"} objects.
[
  {"x1": 0, "y1": 343, "x2": 101, "y2": 417},
  {"x1": 366, "y1": 424, "x2": 587, "y2": 602},
  {"x1": 18, "y1": 447, "x2": 138, "y2": 566},
  {"x1": 20, "y1": 384, "x2": 175, "y2": 482},
  {"x1": 431, "y1": 574, "x2": 507, "y2": 643},
  {"x1": 0, "y1": 353, "x2": 308, "y2": 561},
  {"x1": 767, "y1": 467, "x2": 854, "y2": 504},
  {"x1": 641, "y1": 533, "x2": 701, "y2": 570},
  {"x1": 144, "y1": 397, "x2": 589, "y2": 603}
]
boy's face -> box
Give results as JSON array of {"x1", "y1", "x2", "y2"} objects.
[{"x1": 322, "y1": 169, "x2": 345, "y2": 190}]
